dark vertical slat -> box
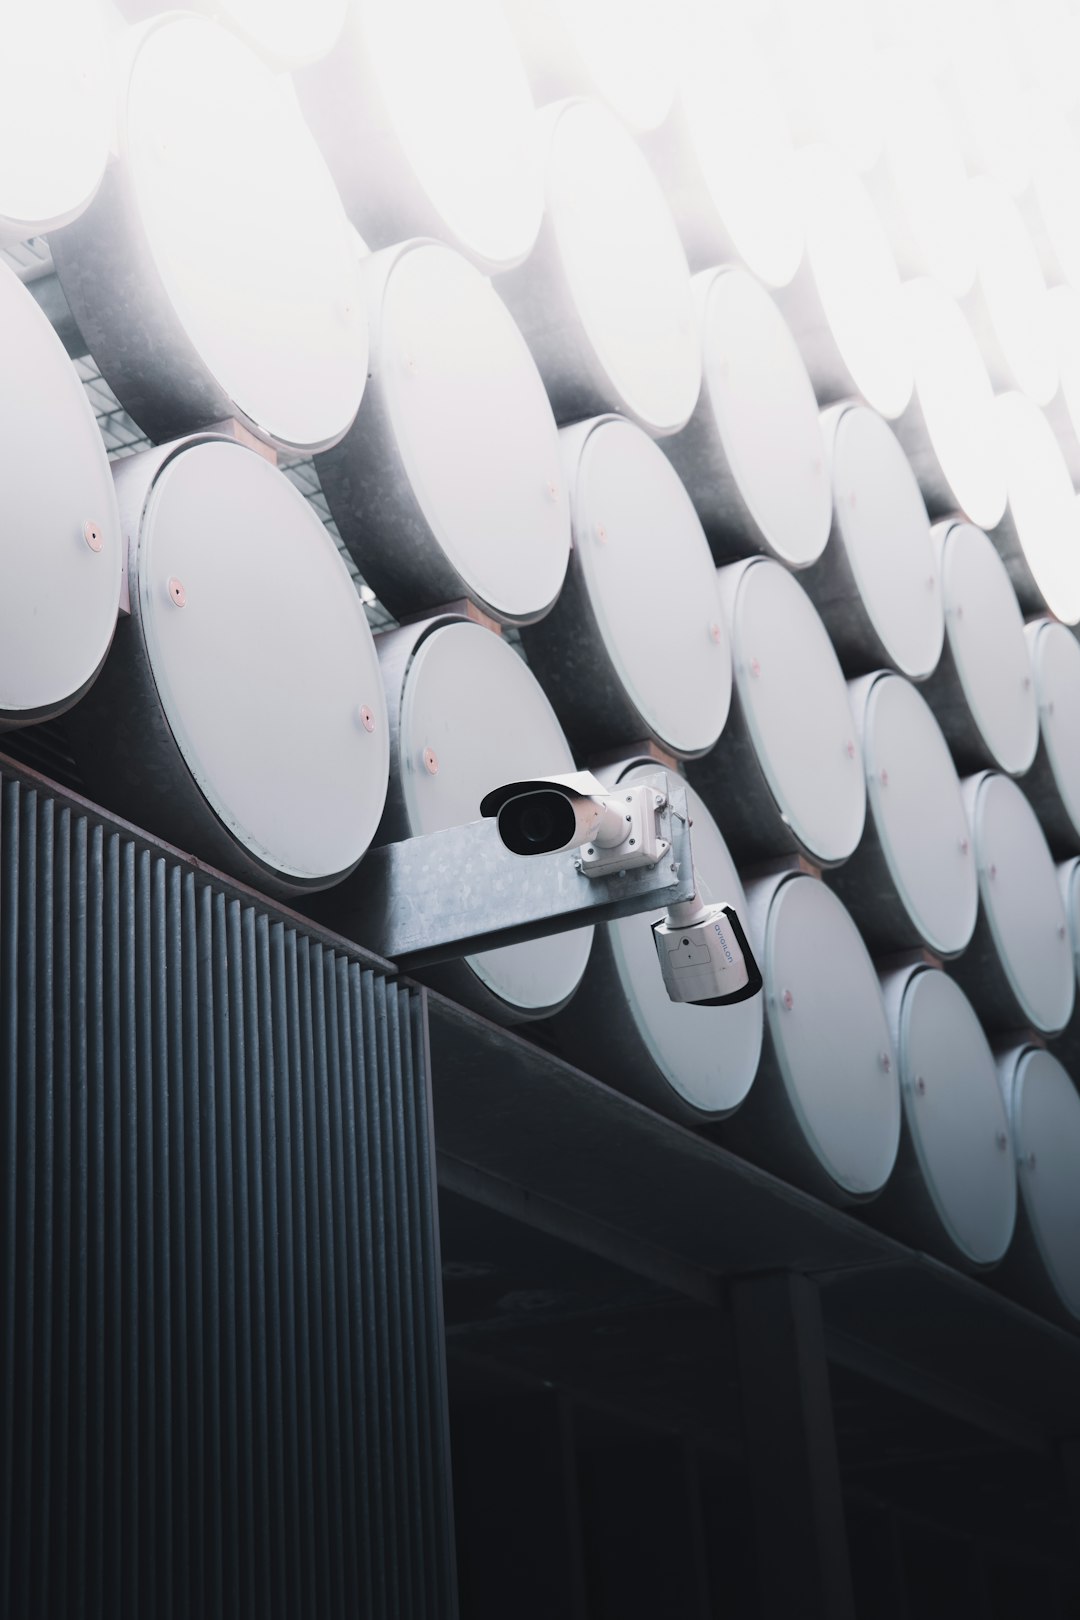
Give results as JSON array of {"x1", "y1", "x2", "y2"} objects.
[
  {"x1": 177, "y1": 870, "x2": 200, "y2": 1616},
  {"x1": 0, "y1": 778, "x2": 19, "y2": 1619},
  {"x1": 151, "y1": 856, "x2": 174, "y2": 1620},
  {"x1": 333, "y1": 956, "x2": 378, "y2": 1617},
  {"x1": 164, "y1": 863, "x2": 186, "y2": 1620},
  {"x1": 308, "y1": 944, "x2": 349, "y2": 1620},
  {"x1": 279, "y1": 928, "x2": 319, "y2": 1620},
  {"x1": 116, "y1": 836, "x2": 138, "y2": 1620},
  {"x1": 195, "y1": 881, "x2": 221, "y2": 1620},
  {"x1": 213, "y1": 892, "x2": 242, "y2": 1620},
  {"x1": 295, "y1": 935, "x2": 335, "y2": 1620},
  {"x1": 134, "y1": 847, "x2": 156, "y2": 1619},
  {"x1": 10, "y1": 785, "x2": 36, "y2": 1618},
  {"x1": 52, "y1": 807, "x2": 75, "y2": 1620},
  {"x1": 255, "y1": 913, "x2": 290, "y2": 1620},
  {"x1": 30, "y1": 794, "x2": 55, "y2": 1620},
  {"x1": 85, "y1": 821, "x2": 105, "y2": 1620}
]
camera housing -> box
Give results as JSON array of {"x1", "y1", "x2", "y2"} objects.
[
  {"x1": 653, "y1": 898, "x2": 763, "y2": 1007},
  {"x1": 480, "y1": 770, "x2": 671, "y2": 872}
]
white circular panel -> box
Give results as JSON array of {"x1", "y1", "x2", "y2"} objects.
[
  {"x1": 863, "y1": 678, "x2": 977, "y2": 956},
  {"x1": 364, "y1": 0, "x2": 540, "y2": 269},
  {"x1": 1030, "y1": 109, "x2": 1080, "y2": 294},
  {"x1": 203, "y1": 0, "x2": 347, "y2": 67},
  {"x1": 554, "y1": 0, "x2": 675, "y2": 131},
  {"x1": 938, "y1": 522, "x2": 1038, "y2": 775},
  {"x1": 1048, "y1": 285, "x2": 1080, "y2": 450},
  {"x1": 608, "y1": 770, "x2": 762, "y2": 1115},
  {"x1": 138, "y1": 442, "x2": 388, "y2": 880},
  {"x1": 125, "y1": 16, "x2": 367, "y2": 450},
  {"x1": 399, "y1": 622, "x2": 593, "y2": 1011},
  {"x1": 0, "y1": 263, "x2": 121, "y2": 722},
  {"x1": 701, "y1": 269, "x2": 831, "y2": 567},
  {"x1": 801, "y1": 149, "x2": 912, "y2": 420},
  {"x1": 680, "y1": 8, "x2": 802, "y2": 288},
  {"x1": 1060, "y1": 859, "x2": 1080, "y2": 980},
  {"x1": 997, "y1": 392, "x2": 1080, "y2": 626},
  {"x1": 547, "y1": 100, "x2": 700, "y2": 436},
  {"x1": 0, "y1": 0, "x2": 109, "y2": 239},
  {"x1": 966, "y1": 178, "x2": 1056, "y2": 406},
  {"x1": 571, "y1": 420, "x2": 731, "y2": 755},
  {"x1": 379, "y1": 243, "x2": 569, "y2": 620},
  {"x1": 829, "y1": 407, "x2": 943, "y2": 679},
  {"x1": 728, "y1": 562, "x2": 865, "y2": 865},
  {"x1": 899, "y1": 971, "x2": 1016, "y2": 1265},
  {"x1": 902, "y1": 279, "x2": 1005, "y2": 531},
  {"x1": 1028, "y1": 619, "x2": 1080, "y2": 841},
  {"x1": 968, "y1": 773, "x2": 1075, "y2": 1034},
  {"x1": 1010, "y1": 1048, "x2": 1080, "y2": 1318},
  {"x1": 765, "y1": 877, "x2": 900, "y2": 1197}
]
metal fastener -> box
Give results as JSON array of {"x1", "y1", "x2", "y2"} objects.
[
  {"x1": 781, "y1": 988, "x2": 794, "y2": 1011},
  {"x1": 1026, "y1": 1151, "x2": 1038, "y2": 1171},
  {"x1": 167, "y1": 577, "x2": 186, "y2": 608},
  {"x1": 83, "y1": 520, "x2": 103, "y2": 554},
  {"x1": 595, "y1": 523, "x2": 608, "y2": 544},
  {"x1": 422, "y1": 747, "x2": 439, "y2": 775},
  {"x1": 749, "y1": 657, "x2": 761, "y2": 679},
  {"x1": 359, "y1": 705, "x2": 376, "y2": 733},
  {"x1": 914, "y1": 1074, "x2": 926, "y2": 1095},
  {"x1": 996, "y1": 1131, "x2": 1009, "y2": 1152},
  {"x1": 708, "y1": 621, "x2": 722, "y2": 644}
]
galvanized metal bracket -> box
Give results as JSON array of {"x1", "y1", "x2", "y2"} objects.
[{"x1": 321, "y1": 772, "x2": 695, "y2": 968}]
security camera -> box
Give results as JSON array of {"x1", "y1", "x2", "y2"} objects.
[
  {"x1": 480, "y1": 770, "x2": 671, "y2": 873},
  {"x1": 481, "y1": 771, "x2": 762, "y2": 1008},
  {"x1": 652, "y1": 891, "x2": 763, "y2": 1007}
]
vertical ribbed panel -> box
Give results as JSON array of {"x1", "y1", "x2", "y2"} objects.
[{"x1": 0, "y1": 766, "x2": 456, "y2": 1619}]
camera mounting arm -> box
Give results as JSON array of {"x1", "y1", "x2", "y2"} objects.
[{"x1": 314, "y1": 771, "x2": 696, "y2": 969}]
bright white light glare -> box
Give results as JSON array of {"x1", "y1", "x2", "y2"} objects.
[
  {"x1": 701, "y1": 268, "x2": 832, "y2": 567},
  {"x1": 0, "y1": 0, "x2": 110, "y2": 240},
  {"x1": 966, "y1": 177, "x2": 1057, "y2": 406},
  {"x1": 364, "y1": 0, "x2": 541, "y2": 270},
  {"x1": 378, "y1": 243, "x2": 570, "y2": 621},
  {"x1": 903, "y1": 278, "x2": 1006, "y2": 531},
  {"x1": 679, "y1": 4, "x2": 803, "y2": 288},
  {"x1": 996, "y1": 390, "x2": 1080, "y2": 626},
  {"x1": 195, "y1": 0, "x2": 347, "y2": 68},
  {"x1": 553, "y1": 0, "x2": 677, "y2": 131},
  {"x1": 878, "y1": 53, "x2": 975, "y2": 297},
  {"x1": 764, "y1": 0, "x2": 886, "y2": 174},
  {"x1": 547, "y1": 99, "x2": 701, "y2": 436},
  {"x1": 800, "y1": 147, "x2": 912, "y2": 419},
  {"x1": 948, "y1": 2, "x2": 1032, "y2": 195},
  {"x1": 125, "y1": 16, "x2": 367, "y2": 451},
  {"x1": 1029, "y1": 106, "x2": 1080, "y2": 294}
]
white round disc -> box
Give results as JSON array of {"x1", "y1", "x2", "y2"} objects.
[
  {"x1": 862, "y1": 677, "x2": 977, "y2": 956},
  {"x1": 364, "y1": 0, "x2": 541, "y2": 269},
  {"x1": 936, "y1": 522, "x2": 1037, "y2": 776},
  {"x1": 898, "y1": 970, "x2": 1016, "y2": 1265},
  {"x1": 378, "y1": 243, "x2": 569, "y2": 620},
  {"x1": 902, "y1": 279, "x2": 1006, "y2": 531},
  {"x1": 699, "y1": 269, "x2": 831, "y2": 567},
  {"x1": 800, "y1": 148, "x2": 912, "y2": 420},
  {"x1": 607, "y1": 769, "x2": 762, "y2": 1116},
  {"x1": 0, "y1": 263, "x2": 121, "y2": 723},
  {"x1": 765, "y1": 876, "x2": 900, "y2": 1197},
  {"x1": 1008, "y1": 1047, "x2": 1080, "y2": 1318},
  {"x1": 997, "y1": 391, "x2": 1080, "y2": 626},
  {"x1": 201, "y1": 0, "x2": 347, "y2": 67},
  {"x1": 0, "y1": 0, "x2": 109, "y2": 239},
  {"x1": 398, "y1": 622, "x2": 593, "y2": 1012},
  {"x1": 547, "y1": 100, "x2": 700, "y2": 436},
  {"x1": 1047, "y1": 286, "x2": 1080, "y2": 451},
  {"x1": 829, "y1": 406, "x2": 943, "y2": 679},
  {"x1": 726, "y1": 561, "x2": 865, "y2": 864},
  {"x1": 1060, "y1": 858, "x2": 1080, "y2": 981},
  {"x1": 1027, "y1": 619, "x2": 1080, "y2": 841},
  {"x1": 966, "y1": 773, "x2": 1075, "y2": 1034},
  {"x1": 966, "y1": 177, "x2": 1056, "y2": 406},
  {"x1": 1030, "y1": 107, "x2": 1080, "y2": 296},
  {"x1": 137, "y1": 441, "x2": 388, "y2": 880},
  {"x1": 681, "y1": 8, "x2": 803, "y2": 288},
  {"x1": 125, "y1": 15, "x2": 367, "y2": 450},
  {"x1": 879, "y1": 59, "x2": 975, "y2": 297},
  {"x1": 554, "y1": 0, "x2": 675, "y2": 132},
  {"x1": 570, "y1": 419, "x2": 731, "y2": 755}
]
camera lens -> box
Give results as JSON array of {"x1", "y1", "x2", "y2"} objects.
[{"x1": 498, "y1": 789, "x2": 578, "y2": 855}]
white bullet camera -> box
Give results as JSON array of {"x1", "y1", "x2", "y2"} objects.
[{"x1": 481, "y1": 772, "x2": 762, "y2": 1008}]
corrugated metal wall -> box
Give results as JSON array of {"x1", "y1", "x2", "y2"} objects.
[{"x1": 0, "y1": 764, "x2": 456, "y2": 1620}]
